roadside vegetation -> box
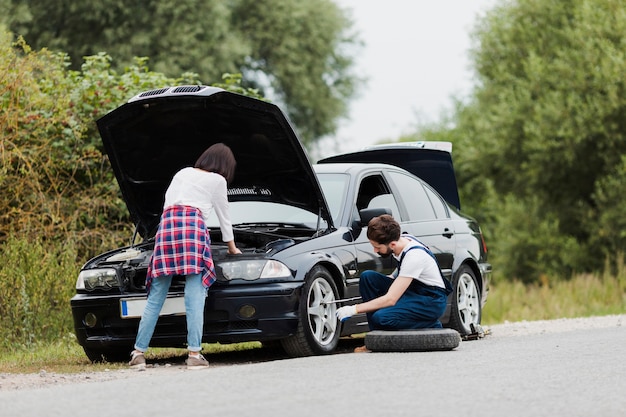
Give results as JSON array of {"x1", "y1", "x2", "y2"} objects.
[
  {"x1": 2, "y1": 0, "x2": 626, "y2": 373},
  {"x1": 484, "y1": 266, "x2": 626, "y2": 323}
]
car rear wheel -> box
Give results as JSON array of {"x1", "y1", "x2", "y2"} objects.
[
  {"x1": 447, "y1": 265, "x2": 481, "y2": 335},
  {"x1": 281, "y1": 266, "x2": 340, "y2": 357}
]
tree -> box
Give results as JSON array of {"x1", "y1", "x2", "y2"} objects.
[
  {"x1": 7, "y1": 0, "x2": 362, "y2": 146},
  {"x1": 398, "y1": 0, "x2": 626, "y2": 282},
  {"x1": 456, "y1": 0, "x2": 626, "y2": 280}
]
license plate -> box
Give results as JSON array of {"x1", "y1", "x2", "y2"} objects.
[{"x1": 120, "y1": 296, "x2": 186, "y2": 319}]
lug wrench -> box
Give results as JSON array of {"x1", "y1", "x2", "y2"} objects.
[
  {"x1": 323, "y1": 296, "x2": 362, "y2": 305},
  {"x1": 324, "y1": 297, "x2": 367, "y2": 326}
]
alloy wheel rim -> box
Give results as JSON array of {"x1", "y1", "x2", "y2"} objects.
[
  {"x1": 456, "y1": 272, "x2": 479, "y2": 328},
  {"x1": 307, "y1": 278, "x2": 338, "y2": 346}
]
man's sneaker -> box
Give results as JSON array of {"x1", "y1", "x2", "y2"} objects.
[
  {"x1": 186, "y1": 353, "x2": 209, "y2": 370},
  {"x1": 129, "y1": 351, "x2": 146, "y2": 370}
]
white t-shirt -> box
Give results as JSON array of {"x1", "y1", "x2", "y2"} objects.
[
  {"x1": 393, "y1": 240, "x2": 446, "y2": 289},
  {"x1": 163, "y1": 167, "x2": 234, "y2": 242}
]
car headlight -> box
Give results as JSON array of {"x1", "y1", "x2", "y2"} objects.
[
  {"x1": 76, "y1": 268, "x2": 120, "y2": 290},
  {"x1": 219, "y1": 259, "x2": 292, "y2": 281}
]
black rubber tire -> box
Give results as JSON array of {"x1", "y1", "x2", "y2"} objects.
[
  {"x1": 83, "y1": 346, "x2": 132, "y2": 363},
  {"x1": 364, "y1": 328, "x2": 460, "y2": 352},
  {"x1": 447, "y1": 264, "x2": 482, "y2": 336},
  {"x1": 281, "y1": 265, "x2": 340, "y2": 357}
]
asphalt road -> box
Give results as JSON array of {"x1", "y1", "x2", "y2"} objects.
[{"x1": 2, "y1": 317, "x2": 625, "y2": 417}]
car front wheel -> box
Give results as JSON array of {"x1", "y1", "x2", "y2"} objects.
[
  {"x1": 281, "y1": 265, "x2": 340, "y2": 357},
  {"x1": 83, "y1": 346, "x2": 132, "y2": 363},
  {"x1": 448, "y1": 265, "x2": 481, "y2": 335}
]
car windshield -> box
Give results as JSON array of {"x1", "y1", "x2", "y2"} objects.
[
  {"x1": 205, "y1": 201, "x2": 322, "y2": 228},
  {"x1": 204, "y1": 173, "x2": 348, "y2": 229}
]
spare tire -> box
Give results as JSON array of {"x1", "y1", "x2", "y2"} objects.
[{"x1": 365, "y1": 328, "x2": 460, "y2": 352}]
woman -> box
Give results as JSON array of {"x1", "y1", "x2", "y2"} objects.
[{"x1": 129, "y1": 143, "x2": 241, "y2": 370}]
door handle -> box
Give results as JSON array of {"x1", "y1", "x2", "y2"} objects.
[{"x1": 442, "y1": 228, "x2": 454, "y2": 238}]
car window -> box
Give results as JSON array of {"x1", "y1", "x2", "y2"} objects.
[
  {"x1": 316, "y1": 173, "x2": 349, "y2": 224},
  {"x1": 388, "y1": 171, "x2": 436, "y2": 221},
  {"x1": 366, "y1": 194, "x2": 399, "y2": 218},
  {"x1": 356, "y1": 174, "x2": 393, "y2": 210},
  {"x1": 423, "y1": 183, "x2": 449, "y2": 219}
]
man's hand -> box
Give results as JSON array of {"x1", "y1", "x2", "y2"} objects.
[{"x1": 336, "y1": 305, "x2": 358, "y2": 322}]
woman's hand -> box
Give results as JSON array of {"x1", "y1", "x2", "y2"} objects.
[{"x1": 227, "y1": 241, "x2": 241, "y2": 255}]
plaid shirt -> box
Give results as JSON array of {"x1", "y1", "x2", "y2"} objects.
[{"x1": 146, "y1": 205, "x2": 216, "y2": 293}]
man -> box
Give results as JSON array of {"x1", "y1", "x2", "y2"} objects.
[{"x1": 336, "y1": 214, "x2": 452, "y2": 333}]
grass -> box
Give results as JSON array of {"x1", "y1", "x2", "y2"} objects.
[
  {"x1": 0, "y1": 336, "x2": 264, "y2": 374},
  {"x1": 482, "y1": 271, "x2": 626, "y2": 325},
  {"x1": 1, "y1": 271, "x2": 624, "y2": 374}
]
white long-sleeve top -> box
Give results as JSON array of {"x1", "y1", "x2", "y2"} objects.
[{"x1": 163, "y1": 167, "x2": 234, "y2": 242}]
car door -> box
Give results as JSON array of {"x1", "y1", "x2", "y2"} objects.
[
  {"x1": 351, "y1": 172, "x2": 398, "y2": 280},
  {"x1": 385, "y1": 170, "x2": 456, "y2": 279}
]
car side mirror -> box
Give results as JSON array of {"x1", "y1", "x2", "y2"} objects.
[{"x1": 358, "y1": 208, "x2": 392, "y2": 228}]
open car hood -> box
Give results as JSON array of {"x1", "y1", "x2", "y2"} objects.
[
  {"x1": 97, "y1": 86, "x2": 332, "y2": 238},
  {"x1": 318, "y1": 142, "x2": 461, "y2": 210}
]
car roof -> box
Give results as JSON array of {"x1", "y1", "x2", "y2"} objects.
[
  {"x1": 313, "y1": 162, "x2": 403, "y2": 175},
  {"x1": 317, "y1": 142, "x2": 461, "y2": 210}
]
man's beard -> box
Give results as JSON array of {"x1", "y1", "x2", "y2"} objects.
[{"x1": 378, "y1": 245, "x2": 393, "y2": 258}]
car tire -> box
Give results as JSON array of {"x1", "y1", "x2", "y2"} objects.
[
  {"x1": 83, "y1": 346, "x2": 132, "y2": 363},
  {"x1": 281, "y1": 265, "x2": 340, "y2": 357},
  {"x1": 447, "y1": 265, "x2": 481, "y2": 335},
  {"x1": 364, "y1": 328, "x2": 460, "y2": 352}
]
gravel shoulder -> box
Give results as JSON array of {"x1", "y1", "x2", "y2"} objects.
[{"x1": 2, "y1": 314, "x2": 624, "y2": 391}]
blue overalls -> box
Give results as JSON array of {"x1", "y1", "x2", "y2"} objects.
[{"x1": 359, "y1": 235, "x2": 453, "y2": 330}]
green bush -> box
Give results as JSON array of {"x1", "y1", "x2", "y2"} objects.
[
  {"x1": 0, "y1": 32, "x2": 272, "y2": 351},
  {"x1": 489, "y1": 194, "x2": 584, "y2": 283},
  {"x1": 0, "y1": 31, "x2": 203, "y2": 258},
  {"x1": 0, "y1": 235, "x2": 79, "y2": 351},
  {"x1": 0, "y1": 32, "x2": 266, "y2": 259}
]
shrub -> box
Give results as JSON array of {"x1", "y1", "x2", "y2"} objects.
[
  {"x1": 0, "y1": 32, "x2": 270, "y2": 350},
  {"x1": 0, "y1": 235, "x2": 79, "y2": 351},
  {"x1": 488, "y1": 194, "x2": 584, "y2": 283}
]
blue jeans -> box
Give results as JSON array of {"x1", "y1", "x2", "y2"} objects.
[
  {"x1": 134, "y1": 273, "x2": 207, "y2": 352},
  {"x1": 359, "y1": 270, "x2": 448, "y2": 330}
]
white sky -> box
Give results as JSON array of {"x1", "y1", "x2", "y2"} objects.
[{"x1": 316, "y1": 0, "x2": 498, "y2": 158}]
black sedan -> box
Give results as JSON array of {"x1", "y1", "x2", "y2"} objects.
[{"x1": 70, "y1": 86, "x2": 491, "y2": 361}]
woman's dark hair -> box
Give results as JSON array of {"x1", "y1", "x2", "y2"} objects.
[
  {"x1": 194, "y1": 143, "x2": 236, "y2": 183},
  {"x1": 366, "y1": 214, "x2": 401, "y2": 244}
]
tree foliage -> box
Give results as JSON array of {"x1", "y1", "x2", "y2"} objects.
[
  {"x1": 6, "y1": 0, "x2": 361, "y2": 145},
  {"x1": 399, "y1": 0, "x2": 626, "y2": 283},
  {"x1": 441, "y1": 0, "x2": 626, "y2": 282},
  {"x1": 0, "y1": 31, "x2": 202, "y2": 255}
]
